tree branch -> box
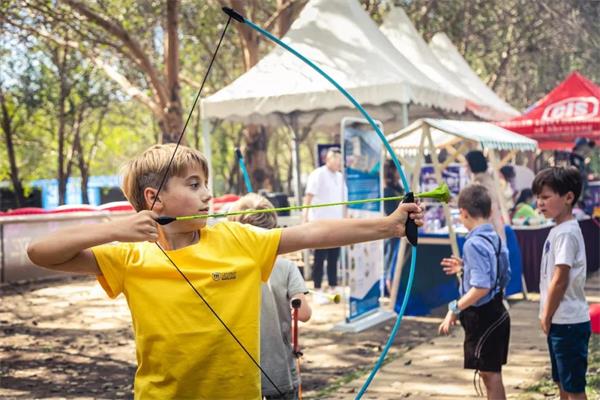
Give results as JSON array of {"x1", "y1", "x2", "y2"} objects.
[{"x1": 61, "y1": 0, "x2": 168, "y2": 108}]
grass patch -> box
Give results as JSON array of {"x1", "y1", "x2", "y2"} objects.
[{"x1": 519, "y1": 333, "x2": 599, "y2": 399}]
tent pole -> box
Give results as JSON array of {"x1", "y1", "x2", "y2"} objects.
[
  {"x1": 289, "y1": 115, "x2": 303, "y2": 207},
  {"x1": 202, "y1": 118, "x2": 213, "y2": 197},
  {"x1": 425, "y1": 126, "x2": 460, "y2": 258},
  {"x1": 390, "y1": 126, "x2": 427, "y2": 306},
  {"x1": 401, "y1": 103, "x2": 409, "y2": 128},
  {"x1": 488, "y1": 149, "x2": 510, "y2": 224}
]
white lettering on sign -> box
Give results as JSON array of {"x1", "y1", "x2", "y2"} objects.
[{"x1": 542, "y1": 97, "x2": 598, "y2": 120}]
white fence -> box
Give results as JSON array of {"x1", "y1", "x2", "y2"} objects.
[
  {"x1": 0, "y1": 211, "x2": 133, "y2": 283},
  {"x1": 0, "y1": 212, "x2": 303, "y2": 284}
]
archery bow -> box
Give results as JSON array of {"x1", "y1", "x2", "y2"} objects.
[{"x1": 220, "y1": 7, "x2": 420, "y2": 398}]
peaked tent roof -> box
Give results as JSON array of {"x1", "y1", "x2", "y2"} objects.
[
  {"x1": 388, "y1": 118, "x2": 537, "y2": 154},
  {"x1": 380, "y1": 7, "x2": 484, "y2": 118},
  {"x1": 429, "y1": 32, "x2": 520, "y2": 121},
  {"x1": 201, "y1": 0, "x2": 466, "y2": 127},
  {"x1": 498, "y1": 72, "x2": 600, "y2": 150}
]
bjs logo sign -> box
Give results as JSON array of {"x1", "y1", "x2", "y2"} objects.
[{"x1": 542, "y1": 97, "x2": 598, "y2": 120}]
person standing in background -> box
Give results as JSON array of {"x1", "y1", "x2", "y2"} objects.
[
  {"x1": 303, "y1": 148, "x2": 346, "y2": 296},
  {"x1": 465, "y1": 150, "x2": 506, "y2": 242},
  {"x1": 499, "y1": 165, "x2": 516, "y2": 209}
]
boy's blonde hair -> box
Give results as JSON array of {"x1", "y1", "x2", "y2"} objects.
[
  {"x1": 121, "y1": 144, "x2": 209, "y2": 211},
  {"x1": 228, "y1": 193, "x2": 277, "y2": 229}
]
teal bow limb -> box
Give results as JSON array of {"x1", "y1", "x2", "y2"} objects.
[{"x1": 227, "y1": 9, "x2": 419, "y2": 398}]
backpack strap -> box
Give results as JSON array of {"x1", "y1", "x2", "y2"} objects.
[{"x1": 472, "y1": 234, "x2": 503, "y2": 294}]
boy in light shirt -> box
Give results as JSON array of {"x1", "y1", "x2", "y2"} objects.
[{"x1": 533, "y1": 167, "x2": 590, "y2": 400}]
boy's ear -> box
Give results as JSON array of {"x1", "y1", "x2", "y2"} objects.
[
  {"x1": 564, "y1": 191, "x2": 575, "y2": 206},
  {"x1": 143, "y1": 187, "x2": 162, "y2": 210}
]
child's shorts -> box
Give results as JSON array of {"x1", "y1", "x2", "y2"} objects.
[
  {"x1": 459, "y1": 294, "x2": 510, "y2": 372},
  {"x1": 547, "y1": 321, "x2": 591, "y2": 393}
]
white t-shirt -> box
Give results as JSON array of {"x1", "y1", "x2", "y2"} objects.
[
  {"x1": 305, "y1": 165, "x2": 346, "y2": 220},
  {"x1": 539, "y1": 219, "x2": 589, "y2": 324},
  {"x1": 513, "y1": 165, "x2": 535, "y2": 192}
]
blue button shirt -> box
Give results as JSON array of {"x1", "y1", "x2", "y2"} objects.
[{"x1": 461, "y1": 224, "x2": 511, "y2": 306}]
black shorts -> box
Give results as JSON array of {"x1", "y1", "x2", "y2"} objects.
[{"x1": 459, "y1": 294, "x2": 510, "y2": 372}]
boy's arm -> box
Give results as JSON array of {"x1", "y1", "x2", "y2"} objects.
[
  {"x1": 278, "y1": 203, "x2": 423, "y2": 254},
  {"x1": 27, "y1": 210, "x2": 159, "y2": 274},
  {"x1": 457, "y1": 287, "x2": 490, "y2": 310},
  {"x1": 540, "y1": 265, "x2": 570, "y2": 334},
  {"x1": 439, "y1": 287, "x2": 490, "y2": 335}
]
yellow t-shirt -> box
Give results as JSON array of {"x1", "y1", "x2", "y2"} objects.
[{"x1": 92, "y1": 221, "x2": 282, "y2": 400}]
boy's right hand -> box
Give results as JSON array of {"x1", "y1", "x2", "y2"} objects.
[
  {"x1": 438, "y1": 310, "x2": 457, "y2": 335},
  {"x1": 440, "y1": 256, "x2": 463, "y2": 275},
  {"x1": 112, "y1": 210, "x2": 160, "y2": 243}
]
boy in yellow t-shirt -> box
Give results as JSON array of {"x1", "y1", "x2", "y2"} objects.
[{"x1": 27, "y1": 144, "x2": 423, "y2": 400}]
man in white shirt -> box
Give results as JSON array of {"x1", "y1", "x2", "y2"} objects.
[{"x1": 303, "y1": 148, "x2": 346, "y2": 293}]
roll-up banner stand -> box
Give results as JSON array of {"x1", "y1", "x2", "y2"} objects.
[{"x1": 334, "y1": 117, "x2": 395, "y2": 333}]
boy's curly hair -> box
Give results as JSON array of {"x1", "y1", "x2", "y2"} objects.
[{"x1": 120, "y1": 144, "x2": 209, "y2": 211}]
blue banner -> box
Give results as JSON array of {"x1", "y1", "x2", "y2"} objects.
[{"x1": 342, "y1": 118, "x2": 384, "y2": 322}]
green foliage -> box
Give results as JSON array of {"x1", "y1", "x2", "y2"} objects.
[{"x1": 397, "y1": 0, "x2": 599, "y2": 110}]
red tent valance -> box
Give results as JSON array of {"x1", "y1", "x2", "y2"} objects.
[{"x1": 498, "y1": 72, "x2": 600, "y2": 150}]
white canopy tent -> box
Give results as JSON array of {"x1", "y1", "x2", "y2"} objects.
[
  {"x1": 380, "y1": 6, "x2": 519, "y2": 121},
  {"x1": 200, "y1": 0, "x2": 468, "y2": 203},
  {"x1": 201, "y1": 0, "x2": 466, "y2": 127},
  {"x1": 386, "y1": 118, "x2": 537, "y2": 304},
  {"x1": 388, "y1": 118, "x2": 537, "y2": 154},
  {"x1": 429, "y1": 33, "x2": 520, "y2": 121}
]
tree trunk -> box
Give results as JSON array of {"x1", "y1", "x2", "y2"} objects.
[
  {"x1": 242, "y1": 125, "x2": 273, "y2": 191},
  {"x1": 0, "y1": 89, "x2": 26, "y2": 207},
  {"x1": 56, "y1": 47, "x2": 70, "y2": 205},
  {"x1": 72, "y1": 130, "x2": 89, "y2": 204},
  {"x1": 163, "y1": 0, "x2": 183, "y2": 143}
]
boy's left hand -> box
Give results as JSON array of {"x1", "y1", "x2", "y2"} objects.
[
  {"x1": 389, "y1": 203, "x2": 424, "y2": 237},
  {"x1": 540, "y1": 316, "x2": 551, "y2": 335},
  {"x1": 438, "y1": 310, "x2": 458, "y2": 335}
]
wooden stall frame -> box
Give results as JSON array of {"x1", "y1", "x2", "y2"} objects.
[{"x1": 388, "y1": 128, "x2": 530, "y2": 308}]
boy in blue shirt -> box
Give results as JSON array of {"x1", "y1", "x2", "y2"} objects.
[
  {"x1": 533, "y1": 167, "x2": 590, "y2": 400},
  {"x1": 439, "y1": 184, "x2": 511, "y2": 400}
]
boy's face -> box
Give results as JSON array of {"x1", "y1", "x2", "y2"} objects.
[
  {"x1": 156, "y1": 165, "x2": 211, "y2": 230},
  {"x1": 536, "y1": 185, "x2": 572, "y2": 220}
]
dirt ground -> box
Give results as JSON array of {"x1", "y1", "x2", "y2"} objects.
[{"x1": 0, "y1": 275, "x2": 443, "y2": 399}]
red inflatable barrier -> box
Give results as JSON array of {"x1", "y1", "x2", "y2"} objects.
[
  {"x1": 49, "y1": 204, "x2": 99, "y2": 213},
  {"x1": 3, "y1": 207, "x2": 47, "y2": 216},
  {"x1": 98, "y1": 201, "x2": 134, "y2": 212},
  {"x1": 590, "y1": 303, "x2": 600, "y2": 334}
]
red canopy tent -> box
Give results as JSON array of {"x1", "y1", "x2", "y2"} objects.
[{"x1": 498, "y1": 72, "x2": 600, "y2": 150}]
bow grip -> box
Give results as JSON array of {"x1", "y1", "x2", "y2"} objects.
[
  {"x1": 401, "y1": 192, "x2": 418, "y2": 247},
  {"x1": 155, "y1": 216, "x2": 176, "y2": 225}
]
